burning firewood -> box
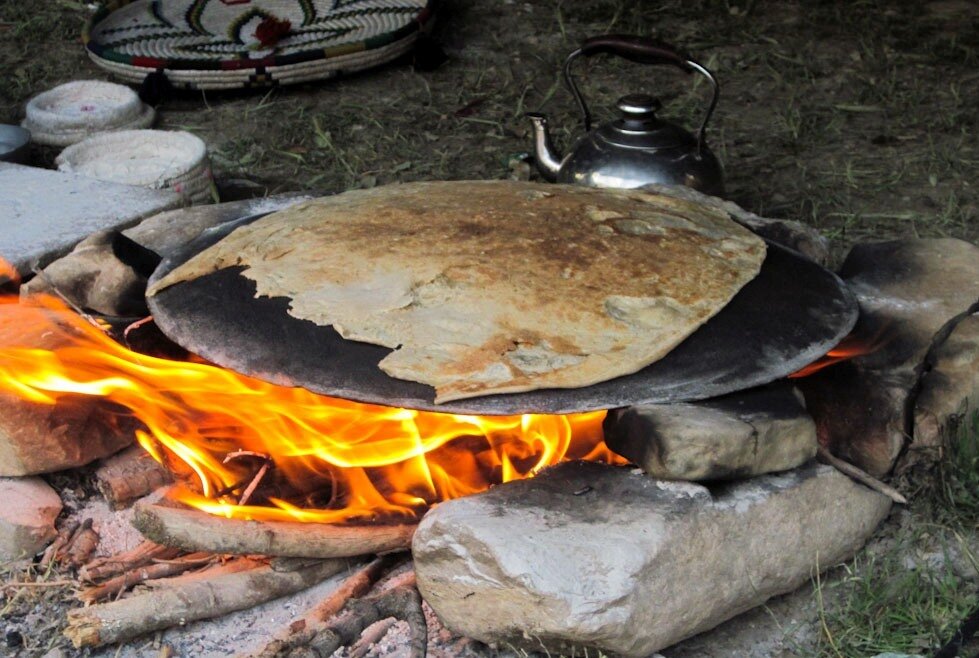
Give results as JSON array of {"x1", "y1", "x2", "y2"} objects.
[
  {"x1": 64, "y1": 557, "x2": 350, "y2": 648},
  {"x1": 133, "y1": 495, "x2": 416, "y2": 558},
  {"x1": 95, "y1": 445, "x2": 172, "y2": 510},
  {"x1": 249, "y1": 554, "x2": 404, "y2": 657}
]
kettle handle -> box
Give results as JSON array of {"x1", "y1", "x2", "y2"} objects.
[{"x1": 563, "y1": 35, "x2": 719, "y2": 157}]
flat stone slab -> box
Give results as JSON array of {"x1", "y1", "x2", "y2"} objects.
[
  {"x1": 413, "y1": 461, "x2": 891, "y2": 658},
  {"x1": 604, "y1": 384, "x2": 817, "y2": 480},
  {"x1": 0, "y1": 476, "x2": 62, "y2": 561},
  {"x1": 0, "y1": 162, "x2": 180, "y2": 276}
]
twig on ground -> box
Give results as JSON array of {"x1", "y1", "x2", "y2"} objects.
[
  {"x1": 2, "y1": 580, "x2": 75, "y2": 590},
  {"x1": 62, "y1": 519, "x2": 100, "y2": 568},
  {"x1": 29, "y1": 263, "x2": 103, "y2": 330},
  {"x1": 80, "y1": 541, "x2": 182, "y2": 583},
  {"x1": 817, "y1": 445, "x2": 908, "y2": 504},
  {"x1": 78, "y1": 552, "x2": 215, "y2": 604},
  {"x1": 64, "y1": 558, "x2": 349, "y2": 648},
  {"x1": 40, "y1": 519, "x2": 80, "y2": 568}
]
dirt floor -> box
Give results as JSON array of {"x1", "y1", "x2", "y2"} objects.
[{"x1": 0, "y1": 1, "x2": 978, "y2": 657}]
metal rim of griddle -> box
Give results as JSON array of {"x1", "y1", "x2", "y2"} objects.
[{"x1": 147, "y1": 212, "x2": 859, "y2": 415}]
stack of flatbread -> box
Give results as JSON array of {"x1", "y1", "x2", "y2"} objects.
[{"x1": 148, "y1": 181, "x2": 766, "y2": 403}]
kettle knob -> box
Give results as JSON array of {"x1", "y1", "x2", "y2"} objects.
[{"x1": 616, "y1": 94, "x2": 662, "y2": 122}]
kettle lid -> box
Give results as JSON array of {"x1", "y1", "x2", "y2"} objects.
[{"x1": 596, "y1": 93, "x2": 697, "y2": 150}]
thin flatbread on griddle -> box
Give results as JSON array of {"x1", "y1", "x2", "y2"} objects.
[{"x1": 148, "y1": 181, "x2": 766, "y2": 403}]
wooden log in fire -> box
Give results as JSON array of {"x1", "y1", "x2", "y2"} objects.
[
  {"x1": 64, "y1": 557, "x2": 350, "y2": 648},
  {"x1": 94, "y1": 445, "x2": 172, "y2": 510},
  {"x1": 133, "y1": 496, "x2": 416, "y2": 558}
]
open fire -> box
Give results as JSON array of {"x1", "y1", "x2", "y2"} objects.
[{"x1": 0, "y1": 262, "x2": 621, "y2": 524}]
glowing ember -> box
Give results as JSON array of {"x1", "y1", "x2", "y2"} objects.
[{"x1": 0, "y1": 262, "x2": 622, "y2": 523}]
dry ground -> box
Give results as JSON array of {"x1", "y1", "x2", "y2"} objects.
[{"x1": 0, "y1": 1, "x2": 977, "y2": 657}]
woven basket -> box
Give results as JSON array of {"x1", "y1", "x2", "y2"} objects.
[
  {"x1": 83, "y1": 0, "x2": 434, "y2": 91},
  {"x1": 56, "y1": 130, "x2": 215, "y2": 204},
  {"x1": 23, "y1": 80, "x2": 154, "y2": 147}
]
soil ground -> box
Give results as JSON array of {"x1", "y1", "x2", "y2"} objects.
[{"x1": 0, "y1": 1, "x2": 977, "y2": 657}]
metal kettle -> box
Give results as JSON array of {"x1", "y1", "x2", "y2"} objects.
[{"x1": 528, "y1": 35, "x2": 724, "y2": 196}]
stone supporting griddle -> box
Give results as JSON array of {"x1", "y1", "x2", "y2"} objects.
[
  {"x1": 911, "y1": 312, "x2": 979, "y2": 467},
  {"x1": 8, "y1": 195, "x2": 314, "y2": 476},
  {"x1": 0, "y1": 393, "x2": 133, "y2": 476},
  {"x1": 21, "y1": 194, "x2": 313, "y2": 316},
  {"x1": 0, "y1": 310, "x2": 135, "y2": 475},
  {"x1": 603, "y1": 383, "x2": 816, "y2": 480},
  {"x1": 412, "y1": 460, "x2": 891, "y2": 658},
  {"x1": 0, "y1": 163, "x2": 180, "y2": 276},
  {"x1": 798, "y1": 238, "x2": 979, "y2": 476}
]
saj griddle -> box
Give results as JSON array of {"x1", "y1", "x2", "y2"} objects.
[{"x1": 147, "y1": 212, "x2": 858, "y2": 415}]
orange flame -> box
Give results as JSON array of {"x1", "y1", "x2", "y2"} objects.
[
  {"x1": 0, "y1": 267, "x2": 622, "y2": 524},
  {"x1": 0, "y1": 260, "x2": 19, "y2": 287},
  {"x1": 788, "y1": 333, "x2": 880, "y2": 378}
]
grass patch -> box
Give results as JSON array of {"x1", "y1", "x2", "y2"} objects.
[
  {"x1": 812, "y1": 414, "x2": 979, "y2": 657},
  {"x1": 815, "y1": 541, "x2": 978, "y2": 657},
  {"x1": 938, "y1": 409, "x2": 979, "y2": 526}
]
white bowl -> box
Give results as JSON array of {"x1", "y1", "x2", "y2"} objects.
[
  {"x1": 57, "y1": 129, "x2": 214, "y2": 203},
  {"x1": 24, "y1": 80, "x2": 155, "y2": 147}
]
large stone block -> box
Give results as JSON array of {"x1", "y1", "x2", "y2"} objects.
[
  {"x1": 0, "y1": 476, "x2": 62, "y2": 562},
  {"x1": 413, "y1": 461, "x2": 891, "y2": 658},
  {"x1": 603, "y1": 384, "x2": 816, "y2": 480}
]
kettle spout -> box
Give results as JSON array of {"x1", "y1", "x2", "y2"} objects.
[{"x1": 526, "y1": 112, "x2": 562, "y2": 182}]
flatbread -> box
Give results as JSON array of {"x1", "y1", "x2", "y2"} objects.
[{"x1": 148, "y1": 181, "x2": 766, "y2": 402}]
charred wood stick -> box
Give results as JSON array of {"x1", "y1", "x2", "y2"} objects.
[
  {"x1": 249, "y1": 554, "x2": 405, "y2": 658},
  {"x1": 40, "y1": 519, "x2": 80, "y2": 569},
  {"x1": 143, "y1": 555, "x2": 263, "y2": 588},
  {"x1": 80, "y1": 541, "x2": 181, "y2": 583},
  {"x1": 77, "y1": 552, "x2": 214, "y2": 604},
  {"x1": 348, "y1": 617, "x2": 398, "y2": 658},
  {"x1": 64, "y1": 558, "x2": 349, "y2": 648},
  {"x1": 305, "y1": 582, "x2": 427, "y2": 658},
  {"x1": 64, "y1": 519, "x2": 100, "y2": 568},
  {"x1": 817, "y1": 445, "x2": 908, "y2": 505},
  {"x1": 133, "y1": 497, "x2": 416, "y2": 558}
]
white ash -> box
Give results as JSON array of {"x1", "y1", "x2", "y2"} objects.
[{"x1": 73, "y1": 488, "x2": 164, "y2": 558}]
